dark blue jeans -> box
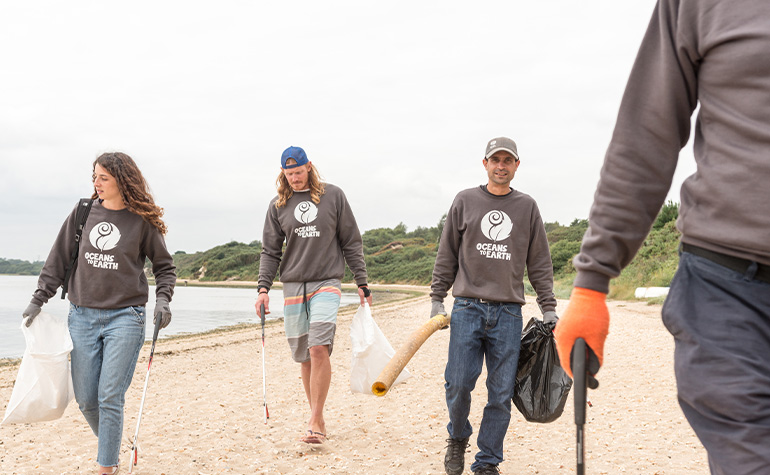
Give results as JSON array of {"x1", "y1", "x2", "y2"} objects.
[
  {"x1": 662, "y1": 251, "x2": 770, "y2": 474},
  {"x1": 445, "y1": 297, "x2": 523, "y2": 471}
]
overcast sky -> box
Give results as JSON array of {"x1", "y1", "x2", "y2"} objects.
[{"x1": 1, "y1": 1, "x2": 696, "y2": 262}]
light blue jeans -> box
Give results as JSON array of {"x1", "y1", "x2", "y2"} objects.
[
  {"x1": 445, "y1": 297, "x2": 523, "y2": 471},
  {"x1": 68, "y1": 304, "x2": 146, "y2": 467}
]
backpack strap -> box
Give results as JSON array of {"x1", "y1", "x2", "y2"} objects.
[{"x1": 61, "y1": 198, "x2": 94, "y2": 299}]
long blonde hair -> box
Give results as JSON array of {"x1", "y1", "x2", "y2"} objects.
[
  {"x1": 275, "y1": 163, "x2": 326, "y2": 208},
  {"x1": 92, "y1": 152, "x2": 168, "y2": 235}
]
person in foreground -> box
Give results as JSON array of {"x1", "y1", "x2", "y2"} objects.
[
  {"x1": 554, "y1": 1, "x2": 770, "y2": 473},
  {"x1": 22, "y1": 152, "x2": 176, "y2": 475},
  {"x1": 256, "y1": 146, "x2": 371, "y2": 444},
  {"x1": 430, "y1": 137, "x2": 557, "y2": 475}
]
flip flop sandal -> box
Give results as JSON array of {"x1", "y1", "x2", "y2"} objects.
[
  {"x1": 300, "y1": 429, "x2": 314, "y2": 443},
  {"x1": 303, "y1": 430, "x2": 327, "y2": 444}
]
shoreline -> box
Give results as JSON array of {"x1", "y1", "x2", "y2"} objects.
[
  {"x1": 0, "y1": 282, "x2": 660, "y2": 370},
  {"x1": 166, "y1": 277, "x2": 430, "y2": 290},
  {"x1": 0, "y1": 286, "x2": 428, "y2": 369}
]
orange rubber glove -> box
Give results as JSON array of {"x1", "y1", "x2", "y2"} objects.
[{"x1": 554, "y1": 287, "x2": 609, "y2": 385}]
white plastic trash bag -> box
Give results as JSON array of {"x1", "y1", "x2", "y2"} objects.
[
  {"x1": 2, "y1": 312, "x2": 75, "y2": 425},
  {"x1": 350, "y1": 303, "x2": 409, "y2": 394}
]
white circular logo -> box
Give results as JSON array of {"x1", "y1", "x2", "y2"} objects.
[
  {"x1": 294, "y1": 201, "x2": 318, "y2": 224},
  {"x1": 480, "y1": 210, "x2": 512, "y2": 242},
  {"x1": 89, "y1": 222, "x2": 121, "y2": 251}
]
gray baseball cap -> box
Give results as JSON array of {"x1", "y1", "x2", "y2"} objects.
[{"x1": 485, "y1": 137, "x2": 519, "y2": 160}]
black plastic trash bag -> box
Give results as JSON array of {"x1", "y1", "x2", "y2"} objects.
[{"x1": 513, "y1": 318, "x2": 572, "y2": 423}]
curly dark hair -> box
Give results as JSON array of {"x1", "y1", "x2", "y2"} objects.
[{"x1": 92, "y1": 152, "x2": 168, "y2": 235}]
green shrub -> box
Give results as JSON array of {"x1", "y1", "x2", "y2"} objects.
[
  {"x1": 127, "y1": 206, "x2": 684, "y2": 297},
  {"x1": 0, "y1": 258, "x2": 43, "y2": 275},
  {"x1": 609, "y1": 220, "x2": 680, "y2": 299}
]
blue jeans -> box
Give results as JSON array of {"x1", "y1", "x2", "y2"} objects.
[
  {"x1": 662, "y1": 251, "x2": 770, "y2": 474},
  {"x1": 68, "y1": 304, "x2": 146, "y2": 467},
  {"x1": 445, "y1": 297, "x2": 523, "y2": 471}
]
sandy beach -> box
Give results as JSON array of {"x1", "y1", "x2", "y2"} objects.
[{"x1": 0, "y1": 289, "x2": 708, "y2": 474}]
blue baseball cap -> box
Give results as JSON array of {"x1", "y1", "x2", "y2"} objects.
[{"x1": 281, "y1": 146, "x2": 309, "y2": 169}]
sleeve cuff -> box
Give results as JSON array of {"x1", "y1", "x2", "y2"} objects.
[{"x1": 573, "y1": 270, "x2": 612, "y2": 294}]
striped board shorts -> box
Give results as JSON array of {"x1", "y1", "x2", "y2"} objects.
[{"x1": 282, "y1": 279, "x2": 342, "y2": 363}]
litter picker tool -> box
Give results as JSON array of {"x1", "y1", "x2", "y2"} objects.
[
  {"x1": 129, "y1": 317, "x2": 162, "y2": 474},
  {"x1": 259, "y1": 303, "x2": 270, "y2": 424},
  {"x1": 573, "y1": 337, "x2": 588, "y2": 475}
]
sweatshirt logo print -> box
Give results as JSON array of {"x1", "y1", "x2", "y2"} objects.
[
  {"x1": 89, "y1": 222, "x2": 121, "y2": 251},
  {"x1": 85, "y1": 222, "x2": 121, "y2": 270},
  {"x1": 294, "y1": 201, "x2": 318, "y2": 224},
  {"x1": 480, "y1": 210, "x2": 512, "y2": 242},
  {"x1": 477, "y1": 210, "x2": 512, "y2": 261},
  {"x1": 293, "y1": 201, "x2": 320, "y2": 238}
]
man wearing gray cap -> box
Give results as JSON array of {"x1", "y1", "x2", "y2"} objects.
[{"x1": 430, "y1": 137, "x2": 557, "y2": 475}]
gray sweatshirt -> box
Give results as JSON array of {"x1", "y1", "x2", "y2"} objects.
[
  {"x1": 258, "y1": 184, "x2": 368, "y2": 288},
  {"x1": 32, "y1": 200, "x2": 176, "y2": 308},
  {"x1": 431, "y1": 186, "x2": 556, "y2": 313},
  {"x1": 574, "y1": 0, "x2": 770, "y2": 293}
]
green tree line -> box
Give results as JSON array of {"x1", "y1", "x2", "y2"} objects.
[
  {"x1": 7, "y1": 201, "x2": 681, "y2": 300},
  {"x1": 0, "y1": 258, "x2": 44, "y2": 275},
  {"x1": 161, "y1": 200, "x2": 680, "y2": 299}
]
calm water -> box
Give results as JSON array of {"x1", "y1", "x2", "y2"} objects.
[{"x1": 0, "y1": 275, "x2": 360, "y2": 359}]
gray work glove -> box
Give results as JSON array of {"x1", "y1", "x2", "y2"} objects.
[
  {"x1": 22, "y1": 303, "x2": 42, "y2": 327},
  {"x1": 430, "y1": 300, "x2": 446, "y2": 318},
  {"x1": 430, "y1": 300, "x2": 449, "y2": 330},
  {"x1": 154, "y1": 298, "x2": 172, "y2": 329},
  {"x1": 543, "y1": 311, "x2": 559, "y2": 325}
]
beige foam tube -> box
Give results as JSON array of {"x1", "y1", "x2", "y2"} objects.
[{"x1": 371, "y1": 313, "x2": 451, "y2": 397}]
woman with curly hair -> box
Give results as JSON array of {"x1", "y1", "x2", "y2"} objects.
[
  {"x1": 256, "y1": 145, "x2": 371, "y2": 445},
  {"x1": 22, "y1": 152, "x2": 176, "y2": 475}
]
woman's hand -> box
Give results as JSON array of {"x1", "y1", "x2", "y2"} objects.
[{"x1": 22, "y1": 303, "x2": 42, "y2": 327}]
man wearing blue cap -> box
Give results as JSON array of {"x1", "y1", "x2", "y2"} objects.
[{"x1": 256, "y1": 146, "x2": 371, "y2": 444}]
